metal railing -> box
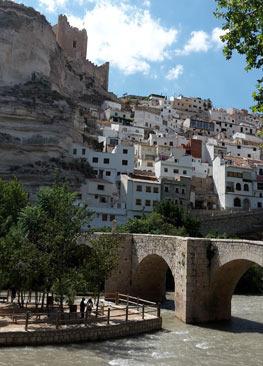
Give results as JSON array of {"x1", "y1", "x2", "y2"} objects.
[{"x1": 0, "y1": 292, "x2": 161, "y2": 332}]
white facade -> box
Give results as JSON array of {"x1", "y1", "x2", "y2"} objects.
[
  {"x1": 71, "y1": 143, "x2": 134, "y2": 182},
  {"x1": 155, "y1": 155, "x2": 193, "y2": 179},
  {"x1": 101, "y1": 100, "x2": 121, "y2": 111},
  {"x1": 212, "y1": 156, "x2": 263, "y2": 210},
  {"x1": 111, "y1": 123, "x2": 144, "y2": 142},
  {"x1": 120, "y1": 174, "x2": 161, "y2": 218},
  {"x1": 149, "y1": 133, "x2": 187, "y2": 147},
  {"x1": 133, "y1": 110, "x2": 165, "y2": 132}
]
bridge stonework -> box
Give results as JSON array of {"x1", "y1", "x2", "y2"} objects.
[{"x1": 84, "y1": 233, "x2": 263, "y2": 324}]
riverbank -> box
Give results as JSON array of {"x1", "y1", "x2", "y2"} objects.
[{"x1": 0, "y1": 298, "x2": 162, "y2": 346}]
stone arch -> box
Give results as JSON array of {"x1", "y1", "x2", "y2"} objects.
[
  {"x1": 130, "y1": 254, "x2": 174, "y2": 302},
  {"x1": 207, "y1": 258, "x2": 259, "y2": 321}
]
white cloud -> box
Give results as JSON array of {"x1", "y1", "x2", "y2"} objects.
[
  {"x1": 38, "y1": 0, "x2": 67, "y2": 12},
  {"x1": 165, "y1": 65, "x2": 184, "y2": 80},
  {"x1": 67, "y1": 0, "x2": 178, "y2": 75},
  {"x1": 143, "y1": 0, "x2": 151, "y2": 8},
  {"x1": 175, "y1": 31, "x2": 210, "y2": 56},
  {"x1": 175, "y1": 27, "x2": 228, "y2": 56},
  {"x1": 212, "y1": 27, "x2": 227, "y2": 48}
]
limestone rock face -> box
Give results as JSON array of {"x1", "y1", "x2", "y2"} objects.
[
  {"x1": 0, "y1": 83, "x2": 91, "y2": 196},
  {"x1": 0, "y1": 1, "x2": 61, "y2": 88},
  {"x1": 0, "y1": 1, "x2": 117, "y2": 195}
]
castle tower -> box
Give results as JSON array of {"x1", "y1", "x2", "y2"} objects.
[{"x1": 53, "y1": 15, "x2": 87, "y2": 60}]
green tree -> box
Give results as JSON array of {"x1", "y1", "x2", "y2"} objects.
[
  {"x1": 214, "y1": 0, "x2": 263, "y2": 112},
  {"x1": 0, "y1": 178, "x2": 28, "y2": 236},
  {"x1": 154, "y1": 200, "x2": 200, "y2": 237}
]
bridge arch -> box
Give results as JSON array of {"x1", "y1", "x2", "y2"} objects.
[
  {"x1": 130, "y1": 254, "x2": 174, "y2": 302},
  {"x1": 208, "y1": 252, "x2": 263, "y2": 321}
]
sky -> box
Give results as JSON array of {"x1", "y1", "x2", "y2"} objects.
[{"x1": 13, "y1": 0, "x2": 262, "y2": 111}]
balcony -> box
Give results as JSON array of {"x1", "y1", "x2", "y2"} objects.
[{"x1": 256, "y1": 175, "x2": 263, "y2": 182}]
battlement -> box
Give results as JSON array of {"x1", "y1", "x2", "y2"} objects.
[{"x1": 53, "y1": 15, "x2": 87, "y2": 60}]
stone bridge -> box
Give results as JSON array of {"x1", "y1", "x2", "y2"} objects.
[{"x1": 82, "y1": 233, "x2": 263, "y2": 324}]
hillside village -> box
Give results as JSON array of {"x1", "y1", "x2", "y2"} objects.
[
  {"x1": 73, "y1": 93, "x2": 263, "y2": 228},
  {"x1": 1, "y1": 1, "x2": 263, "y2": 229}
]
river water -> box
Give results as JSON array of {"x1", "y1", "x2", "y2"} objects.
[{"x1": 0, "y1": 294, "x2": 262, "y2": 366}]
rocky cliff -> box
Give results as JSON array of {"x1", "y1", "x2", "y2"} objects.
[{"x1": 0, "y1": 1, "x2": 115, "y2": 195}]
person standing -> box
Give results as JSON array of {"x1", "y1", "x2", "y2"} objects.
[{"x1": 80, "y1": 298, "x2": 85, "y2": 318}]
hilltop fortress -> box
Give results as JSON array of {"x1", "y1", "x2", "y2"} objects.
[{"x1": 0, "y1": 0, "x2": 111, "y2": 101}]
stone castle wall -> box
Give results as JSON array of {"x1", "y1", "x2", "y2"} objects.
[{"x1": 53, "y1": 15, "x2": 87, "y2": 60}]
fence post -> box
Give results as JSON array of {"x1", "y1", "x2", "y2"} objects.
[
  {"x1": 126, "y1": 295, "x2": 129, "y2": 306},
  {"x1": 137, "y1": 297, "x2": 139, "y2": 311},
  {"x1": 107, "y1": 308, "x2": 110, "y2": 325},
  {"x1": 115, "y1": 293, "x2": 119, "y2": 305},
  {"x1": 84, "y1": 309, "x2": 88, "y2": 326},
  {"x1": 142, "y1": 304, "x2": 145, "y2": 320},
  {"x1": 125, "y1": 306, "x2": 128, "y2": 322},
  {"x1": 25, "y1": 311, "x2": 29, "y2": 331},
  {"x1": 157, "y1": 303, "x2": 161, "y2": 318}
]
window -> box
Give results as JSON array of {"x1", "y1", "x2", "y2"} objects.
[
  {"x1": 182, "y1": 189, "x2": 185, "y2": 194},
  {"x1": 110, "y1": 215, "x2": 115, "y2": 221},
  {"x1": 147, "y1": 162, "x2": 153, "y2": 167},
  {"x1": 234, "y1": 197, "x2": 241, "y2": 207},
  {"x1": 258, "y1": 202, "x2": 262, "y2": 208},
  {"x1": 146, "y1": 186, "x2": 151, "y2": 193},
  {"x1": 117, "y1": 172, "x2": 121, "y2": 176},
  {"x1": 237, "y1": 146, "x2": 241, "y2": 150},
  {"x1": 92, "y1": 157, "x2": 98, "y2": 163},
  {"x1": 236, "y1": 183, "x2": 241, "y2": 191},
  {"x1": 100, "y1": 197, "x2": 106, "y2": 203},
  {"x1": 136, "y1": 199, "x2": 142, "y2": 205},
  {"x1": 164, "y1": 168, "x2": 168, "y2": 173},
  {"x1": 136, "y1": 185, "x2": 142, "y2": 192},
  {"x1": 123, "y1": 149, "x2": 128, "y2": 154},
  {"x1": 104, "y1": 158, "x2": 110, "y2": 164},
  {"x1": 175, "y1": 188, "x2": 179, "y2": 193},
  {"x1": 227, "y1": 171, "x2": 243, "y2": 178},
  {"x1": 153, "y1": 187, "x2": 159, "y2": 193},
  {"x1": 164, "y1": 186, "x2": 169, "y2": 192},
  {"x1": 102, "y1": 214, "x2": 107, "y2": 221},
  {"x1": 73, "y1": 148, "x2": 77, "y2": 155},
  {"x1": 97, "y1": 185, "x2": 104, "y2": 191},
  {"x1": 174, "y1": 169, "x2": 179, "y2": 174},
  {"x1": 258, "y1": 183, "x2": 263, "y2": 190},
  {"x1": 153, "y1": 200, "x2": 159, "y2": 207},
  {"x1": 145, "y1": 200, "x2": 151, "y2": 206},
  {"x1": 183, "y1": 170, "x2": 187, "y2": 175},
  {"x1": 259, "y1": 169, "x2": 263, "y2": 176},
  {"x1": 122, "y1": 160, "x2": 128, "y2": 166},
  {"x1": 106, "y1": 171, "x2": 111, "y2": 176},
  {"x1": 243, "y1": 184, "x2": 249, "y2": 191},
  {"x1": 248, "y1": 154, "x2": 251, "y2": 158},
  {"x1": 169, "y1": 141, "x2": 173, "y2": 146},
  {"x1": 73, "y1": 40, "x2": 77, "y2": 48}
]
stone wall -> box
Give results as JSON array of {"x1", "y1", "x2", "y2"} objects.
[
  {"x1": 198, "y1": 209, "x2": 263, "y2": 237},
  {"x1": 0, "y1": 318, "x2": 162, "y2": 346}
]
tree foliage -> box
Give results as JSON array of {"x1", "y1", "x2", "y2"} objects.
[
  {"x1": 0, "y1": 179, "x2": 119, "y2": 307},
  {"x1": 116, "y1": 200, "x2": 200, "y2": 237},
  {"x1": 214, "y1": 0, "x2": 263, "y2": 111},
  {"x1": 0, "y1": 178, "x2": 28, "y2": 236}
]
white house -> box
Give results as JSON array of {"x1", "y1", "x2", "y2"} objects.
[
  {"x1": 155, "y1": 155, "x2": 193, "y2": 179},
  {"x1": 71, "y1": 143, "x2": 134, "y2": 183},
  {"x1": 120, "y1": 173, "x2": 161, "y2": 219},
  {"x1": 213, "y1": 156, "x2": 263, "y2": 210}
]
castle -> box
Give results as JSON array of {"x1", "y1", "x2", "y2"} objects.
[{"x1": 0, "y1": 1, "x2": 110, "y2": 100}]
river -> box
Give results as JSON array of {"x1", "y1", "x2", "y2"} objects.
[{"x1": 0, "y1": 294, "x2": 262, "y2": 366}]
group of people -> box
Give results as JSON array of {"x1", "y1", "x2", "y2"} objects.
[{"x1": 80, "y1": 298, "x2": 93, "y2": 318}]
